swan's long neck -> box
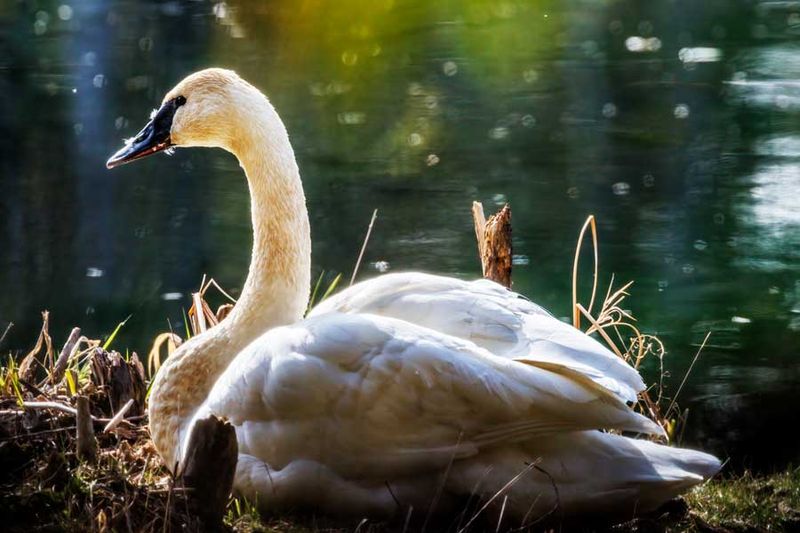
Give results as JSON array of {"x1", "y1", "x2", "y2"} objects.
[
  {"x1": 226, "y1": 99, "x2": 311, "y2": 338},
  {"x1": 148, "y1": 92, "x2": 311, "y2": 471}
]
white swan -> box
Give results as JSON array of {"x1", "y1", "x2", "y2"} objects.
[{"x1": 106, "y1": 69, "x2": 720, "y2": 524}]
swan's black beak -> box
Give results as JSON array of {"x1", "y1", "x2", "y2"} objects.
[{"x1": 106, "y1": 95, "x2": 186, "y2": 169}]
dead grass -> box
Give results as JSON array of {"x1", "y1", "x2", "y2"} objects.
[
  {"x1": 0, "y1": 312, "x2": 196, "y2": 532},
  {"x1": 570, "y1": 215, "x2": 701, "y2": 442}
]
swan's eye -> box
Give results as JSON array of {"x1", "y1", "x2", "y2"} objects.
[{"x1": 175, "y1": 95, "x2": 186, "y2": 107}]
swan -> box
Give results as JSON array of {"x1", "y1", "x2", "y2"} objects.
[{"x1": 106, "y1": 68, "x2": 720, "y2": 524}]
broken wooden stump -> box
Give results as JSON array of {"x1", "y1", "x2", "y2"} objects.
[
  {"x1": 91, "y1": 349, "x2": 147, "y2": 418},
  {"x1": 472, "y1": 201, "x2": 513, "y2": 288},
  {"x1": 179, "y1": 415, "x2": 238, "y2": 530}
]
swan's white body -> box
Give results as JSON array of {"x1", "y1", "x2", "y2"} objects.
[
  {"x1": 197, "y1": 313, "x2": 714, "y2": 520},
  {"x1": 125, "y1": 69, "x2": 720, "y2": 525}
]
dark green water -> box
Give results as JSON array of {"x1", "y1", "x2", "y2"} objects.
[{"x1": 1, "y1": 0, "x2": 798, "y2": 471}]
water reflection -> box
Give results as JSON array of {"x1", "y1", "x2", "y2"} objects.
[{"x1": 0, "y1": 0, "x2": 799, "y2": 472}]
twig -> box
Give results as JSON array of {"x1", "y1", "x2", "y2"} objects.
[
  {"x1": 350, "y1": 209, "x2": 378, "y2": 286},
  {"x1": 20, "y1": 400, "x2": 82, "y2": 417},
  {"x1": 14, "y1": 400, "x2": 145, "y2": 424},
  {"x1": 52, "y1": 327, "x2": 81, "y2": 384},
  {"x1": 75, "y1": 395, "x2": 97, "y2": 462},
  {"x1": 103, "y1": 398, "x2": 135, "y2": 433}
]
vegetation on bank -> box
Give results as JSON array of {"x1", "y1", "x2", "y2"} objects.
[
  {"x1": 3, "y1": 304, "x2": 797, "y2": 532},
  {"x1": 2, "y1": 212, "x2": 798, "y2": 531}
]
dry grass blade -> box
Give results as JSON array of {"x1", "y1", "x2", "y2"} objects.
[
  {"x1": 198, "y1": 275, "x2": 237, "y2": 303},
  {"x1": 20, "y1": 310, "x2": 53, "y2": 385},
  {"x1": 215, "y1": 303, "x2": 233, "y2": 322},
  {"x1": 0, "y1": 321, "x2": 12, "y2": 349},
  {"x1": 189, "y1": 292, "x2": 211, "y2": 334},
  {"x1": 575, "y1": 304, "x2": 625, "y2": 358},
  {"x1": 571, "y1": 216, "x2": 599, "y2": 329},
  {"x1": 666, "y1": 331, "x2": 711, "y2": 417},
  {"x1": 458, "y1": 461, "x2": 539, "y2": 533},
  {"x1": 148, "y1": 276, "x2": 237, "y2": 382},
  {"x1": 147, "y1": 333, "x2": 182, "y2": 377},
  {"x1": 350, "y1": 208, "x2": 378, "y2": 286},
  {"x1": 187, "y1": 276, "x2": 238, "y2": 337}
]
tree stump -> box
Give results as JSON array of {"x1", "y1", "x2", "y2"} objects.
[
  {"x1": 179, "y1": 415, "x2": 238, "y2": 530},
  {"x1": 472, "y1": 202, "x2": 513, "y2": 288}
]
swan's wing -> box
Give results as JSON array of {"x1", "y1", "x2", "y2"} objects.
[
  {"x1": 198, "y1": 313, "x2": 661, "y2": 478},
  {"x1": 308, "y1": 272, "x2": 644, "y2": 402}
]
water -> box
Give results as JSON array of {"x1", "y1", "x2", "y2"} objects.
[{"x1": 1, "y1": 0, "x2": 799, "y2": 472}]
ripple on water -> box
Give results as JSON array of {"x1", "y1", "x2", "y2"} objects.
[{"x1": 726, "y1": 45, "x2": 800, "y2": 110}]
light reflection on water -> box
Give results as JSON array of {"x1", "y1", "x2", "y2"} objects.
[{"x1": 1, "y1": 0, "x2": 799, "y2": 471}]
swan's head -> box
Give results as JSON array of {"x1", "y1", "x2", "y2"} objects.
[{"x1": 106, "y1": 68, "x2": 257, "y2": 168}]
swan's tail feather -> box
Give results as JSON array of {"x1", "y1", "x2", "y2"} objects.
[{"x1": 448, "y1": 431, "x2": 721, "y2": 522}]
